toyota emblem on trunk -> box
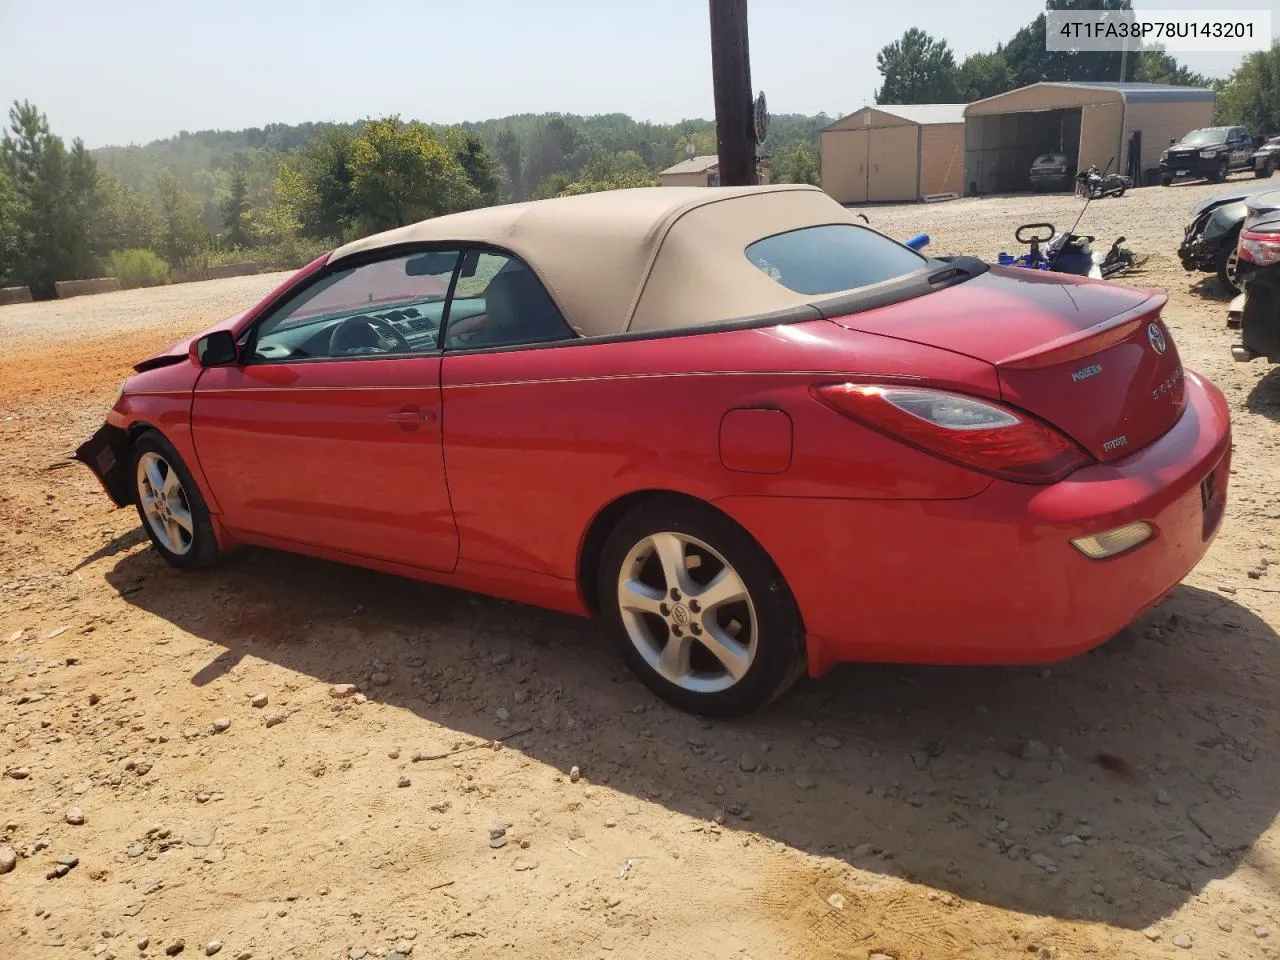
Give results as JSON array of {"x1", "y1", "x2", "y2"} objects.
[{"x1": 1147, "y1": 322, "x2": 1167, "y2": 355}]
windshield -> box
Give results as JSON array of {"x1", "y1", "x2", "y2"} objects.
[
  {"x1": 1179, "y1": 128, "x2": 1229, "y2": 146},
  {"x1": 746, "y1": 224, "x2": 926, "y2": 296},
  {"x1": 1034, "y1": 154, "x2": 1065, "y2": 165}
]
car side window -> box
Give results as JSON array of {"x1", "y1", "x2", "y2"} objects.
[
  {"x1": 247, "y1": 251, "x2": 460, "y2": 363},
  {"x1": 442, "y1": 250, "x2": 576, "y2": 351}
]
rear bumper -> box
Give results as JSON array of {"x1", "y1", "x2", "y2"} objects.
[
  {"x1": 1030, "y1": 172, "x2": 1071, "y2": 190},
  {"x1": 716, "y1": 372, "x2": 1232, "y2": 674}
]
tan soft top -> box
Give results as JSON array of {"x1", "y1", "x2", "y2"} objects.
[{"x1": 329, "y1": 184, "x2": 868, "y2": 338}]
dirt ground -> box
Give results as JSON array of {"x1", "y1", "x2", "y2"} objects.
[{"x1": 3, "y1": 177, "x2": 1280, "y2": 960}]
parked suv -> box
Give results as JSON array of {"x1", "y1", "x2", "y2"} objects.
[{"x1": 1161, "y1": 126, "x2": 1254, "y2": 185}]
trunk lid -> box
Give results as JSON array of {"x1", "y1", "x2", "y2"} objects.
[{"x1": 826, "y1": 267, "x2": 1185, "y2": 462}]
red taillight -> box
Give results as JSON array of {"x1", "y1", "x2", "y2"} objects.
[
  {"x1": 813, "y1": 383, "x2": 1093, "y2": 484},
  {"x1": 1239, "y1": 229, "x2": 1280, "y2": 266}
]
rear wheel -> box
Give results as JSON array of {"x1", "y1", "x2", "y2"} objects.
[
  {"x1": 1257, "y1": 160, "x2": 1274, "y2": 179},
  {"x1": 598, "y1": 500, "x2": 805, "y2": 716},
  {"x1": 1217, "y1": 234, "x2": 1242, "y2": 292},
  {"x1": 131, "y1": 431, "x2": 223, "y2": 569}
]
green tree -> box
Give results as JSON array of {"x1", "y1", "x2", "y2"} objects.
[
  {"x1": 1215, "y1": 41, "x2": 1280, "y2": 133},
  {"x1": 554, "y1": 154, "x2": 658, "y2": 196},
  {"x1": 1133, "y1": 47, "x2": 1210, "y2": 87},
  {"x1": 491, "y1": 129, "x2": 523, "y2": 201},
  {"x1": 525, "y1": 118, "x2": 593, "y2": 195},
  {"x1": 957, "y1": 50, "x2": 1013, "y2": 101},
  {"x1": 0, "y1": 162, "x2": 19, "y2": 284},
  {"x1": 770, "y1": 140, "x2": 820, "y2": 185},
  {"x1": 97, "y1": 176, "x2": 160, "y2": 252},
  {"x1": 532, "y1": 171, "x2": 574, "y2": 200},
  {"x1": 874, "y1": 28, "x2": 960, "y2": 104},
  {"x1": 220, "y1": 157, "x2": 252, "y2": 248},
  {"x1": 346, "y1": 117, "x2": 479, "y2": 236},
  {"x1": 1, "y1": 100, "x2": 100, "y2": 294},
  {"x1": 155, "y1": 170, "x2": 208, "y2": 266},
  {"x1": 446, "y1": 130, "x2": 502, "y2": 206},
  {"x1": 273, "y1": 128, "x2": 358, "y2": 241}
]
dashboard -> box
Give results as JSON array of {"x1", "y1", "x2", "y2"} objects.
[{"x1": 250, "y1": 296, "x2": 485, "y2": 361}]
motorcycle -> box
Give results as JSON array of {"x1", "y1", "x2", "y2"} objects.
[{"x1": 1075, "y1": 163, "x2": 1131, "y2": 200}]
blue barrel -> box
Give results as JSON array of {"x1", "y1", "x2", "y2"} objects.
[{"x1": 905, "y1": 233, "x2": 930, "y2": 251}]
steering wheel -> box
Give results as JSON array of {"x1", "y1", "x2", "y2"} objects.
[
  {"x1": 328, "y1": 314, "x2": 411, "y2": 356},
  {"x1": 1015, "y1": 223, "x2": 1056, "y2": 245}
]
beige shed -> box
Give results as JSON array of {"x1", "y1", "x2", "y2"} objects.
[
  {"x1": 963, "y1": 81, "x2": 1216, "y2": 195},
  {"x1": 659, "y1": 155, "x2": 772, "y2": 188},
  {"x1": 660, "y1": 155, "x2": 722, "y2": 187},
  {"x1": 820, "y1": 104, "x2": 966, "y2": 205}
]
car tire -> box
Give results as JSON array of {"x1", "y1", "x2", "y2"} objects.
[
  {"x1": 598, "y1": 498, "x2": 805, "y2": 716},
  {"x1": 130, "y1": 430, "x2": 223, "y2": 570},
  {"x1": 1216, "y1": 232, "x2": 1243, "y2": 292},
  {"x1": 1257, "y1": 161, "x2": 1274, "y2": 179},
  {"x1": 1213, "y1": 158, "x2": 1229, "y2": 182},
  {"x1": 1160, "y1": 174, "x2": 1173, "y2": 187}
]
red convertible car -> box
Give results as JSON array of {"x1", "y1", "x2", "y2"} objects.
[{"x1": 75, "y1": 185, "x2": 1232, "y2": 715}]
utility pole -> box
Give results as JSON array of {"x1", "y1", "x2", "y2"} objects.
[{"x1": 709, "y1": 0, "x2": 757, "y2": 186}]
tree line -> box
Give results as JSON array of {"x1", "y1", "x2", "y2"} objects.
[
  {"x1": 0, "y1": 105, "x2": 825, "y2": 298},
  {"x1": 874, "y1": 0, "x2": 1280, "y2": 138},
  {"x1": 8, "y1": 0, "x2": 1274, "y2": 299}
]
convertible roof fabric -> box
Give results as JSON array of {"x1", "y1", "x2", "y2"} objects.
[{"x1": 328, "y1": 184, "x2": 871, "y2": 337}]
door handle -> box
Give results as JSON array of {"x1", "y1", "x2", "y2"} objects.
[{"x1": 386, "y1": 406, "x2": 436, "y2": 425}]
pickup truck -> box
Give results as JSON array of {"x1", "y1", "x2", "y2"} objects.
[{"x1": 1160, "y1": 126, "x2": 1254, "y2": 185}]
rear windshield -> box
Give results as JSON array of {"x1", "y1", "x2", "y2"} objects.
[
  {"x1": 1180, "y1": 128, "x2": 1229, "y2": 145},
  {"x1": 745, "y1": 224, "x2": 926, "y2": 296}
]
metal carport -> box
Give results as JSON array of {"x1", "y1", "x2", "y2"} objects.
[{"x1": 963, "y1": 81, "x2": 1215, "y2": 195}]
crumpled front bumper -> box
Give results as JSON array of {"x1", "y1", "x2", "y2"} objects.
[
  {"x1": 1178, "y1": 234, "x2": 1223, "y2": 273},
  {"x1": 72, "y1": 423, "x2": 133, "y2": 508}
]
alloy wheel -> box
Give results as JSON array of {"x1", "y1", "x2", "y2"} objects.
[
  {"x1": 615, "y1": 532, "x2": 757, "y2": 694},
  {"x1": 136, "y1": 451, "x2": 195, "y2": 556},
  {"x1": 1226, "y1": 247, "x2": 1242, "y2": 291}
]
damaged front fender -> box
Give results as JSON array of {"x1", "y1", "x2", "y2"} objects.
[{"x1": 72, "y1": 423, "x2": 134, "y2": 508}]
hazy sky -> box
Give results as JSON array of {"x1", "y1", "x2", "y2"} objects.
[{"x1": 0, "y1": 0, "x2": 1275, "y2": 148}]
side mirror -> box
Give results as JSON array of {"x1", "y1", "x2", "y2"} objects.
[{"x1": 196, "y1": 330, "x2": 239, "y2": 367}]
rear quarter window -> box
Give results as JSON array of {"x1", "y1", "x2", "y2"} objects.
[{"x1": 745, "y1": 224, "x2": 926, "y2": 296}]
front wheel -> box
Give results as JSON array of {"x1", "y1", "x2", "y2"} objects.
[
  {"x1": 1213, "y1": 158, "x2": 1229, "y2": 182},
  {"x1": 131, "y1": 431, "x2": 223, "y2": 569},
  {"x1": 598, "y1": 500, "x2": 805, "y2": 716},
  {"x1": 1217, "y1": 238, "x2": 1242, "y2": 292},
  {"x1": 1160, "y1": 174, "x2": 1173, "y2": 187}
]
